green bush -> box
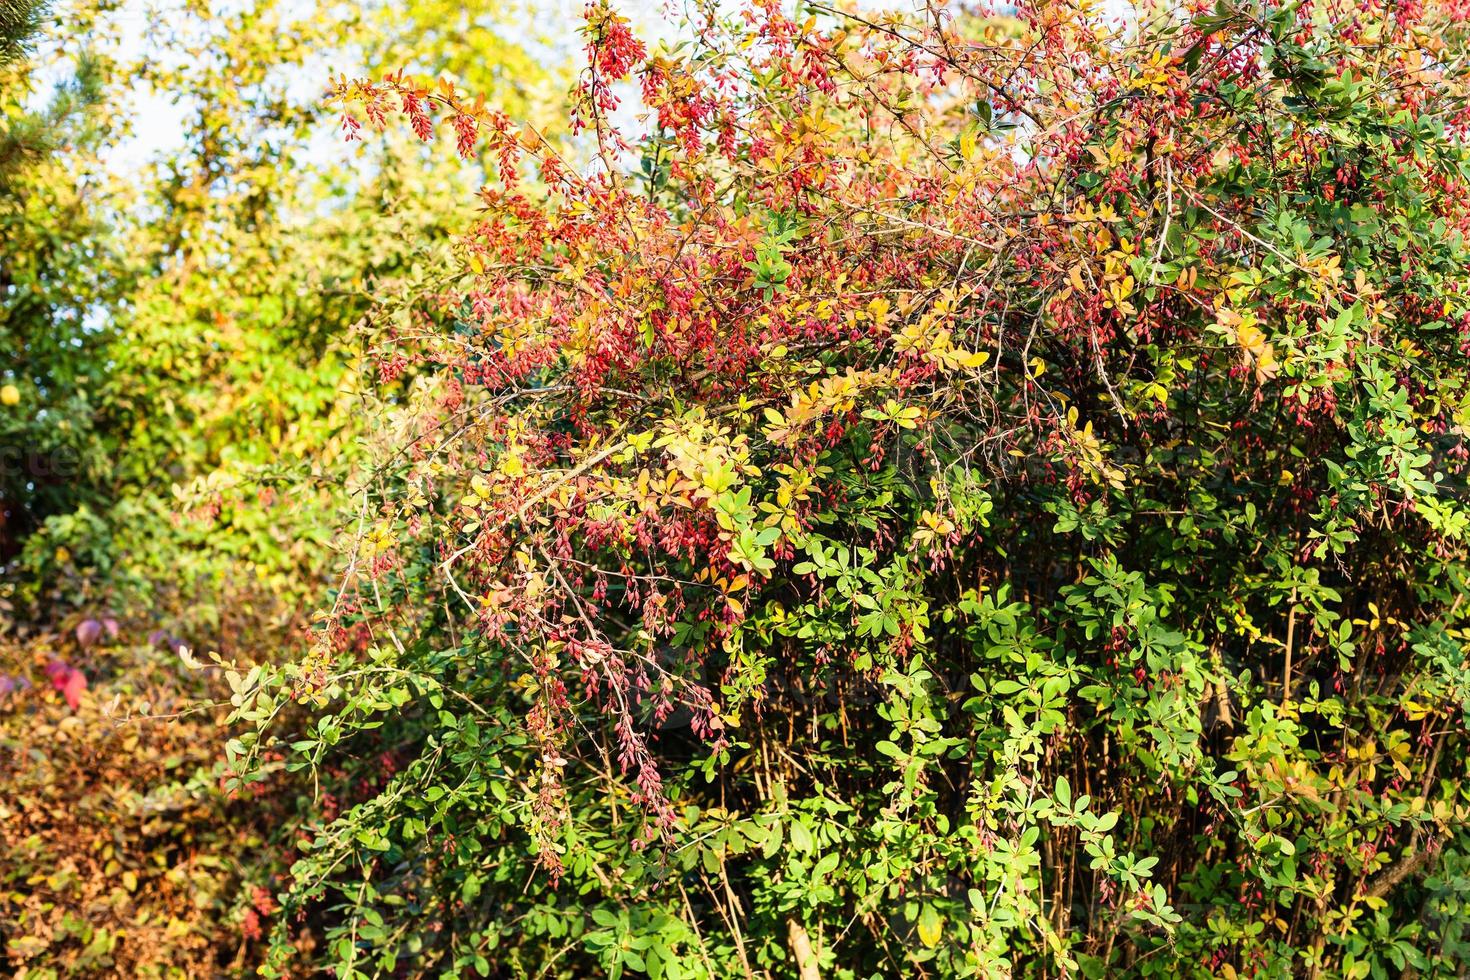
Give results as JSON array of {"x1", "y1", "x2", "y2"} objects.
[{"x1": 93, "y1": 0, "x2": 1470, "y2": 976}]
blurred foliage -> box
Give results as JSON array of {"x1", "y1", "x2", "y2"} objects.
[
  {"x1": 0, "y1": 0, "x2": 569, "y2": 623},
  {"x1": 0, "y1": 625, "x2": 306, "y2": 977},
  {"x1": 0, "y1": 0, "x2": 573, "y2": 973}
]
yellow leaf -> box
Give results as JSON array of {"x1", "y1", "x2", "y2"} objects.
[{"x1": 916, "y1": 908, "x2": 943, "y2": 947}]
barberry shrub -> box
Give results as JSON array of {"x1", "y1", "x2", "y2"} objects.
[{"x1": 231, "y1": 1, "x2": 1470, "y2": 976}]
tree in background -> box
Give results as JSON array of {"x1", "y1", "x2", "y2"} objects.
[
  {"x1": 0, "y1": 0, "x2": 44, "y2": 69},
  {"x1": 0, "y1": 0, "x2": 577, "y2": 973},
  {"x1": 0, "y1": 0, "x2": 112, "y2": 580},
  {"x1": 220, "y1": 0, "x2": 1470, "y2": 977},
  {"x1": 1, "y1": 0, "x2": 576, "y2": 628}
]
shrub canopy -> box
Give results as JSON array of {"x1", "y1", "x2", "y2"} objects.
[{"x1": 216, "y1": 0, "x2": 1470, "y2": 976}]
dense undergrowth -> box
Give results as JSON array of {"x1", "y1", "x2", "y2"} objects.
[{"x1": 8, "y1": 0, "x2": 1470, "y2": 978}]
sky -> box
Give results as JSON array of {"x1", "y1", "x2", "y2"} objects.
[{"x1": 103, "y1": 1, "x2": 192, "y2": 174}]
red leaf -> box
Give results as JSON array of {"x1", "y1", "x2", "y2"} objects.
[{"x1": 61, "y1": 669, "x2": 87, "y2": 710}]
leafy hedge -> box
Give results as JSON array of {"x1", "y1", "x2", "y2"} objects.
[{"x1": 181, "y1": 0, "x2": 1470, "y2": 976}]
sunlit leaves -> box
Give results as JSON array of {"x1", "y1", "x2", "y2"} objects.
[{"x1": 232, "y1": 0, "x2": 1470, "y2": 977}]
